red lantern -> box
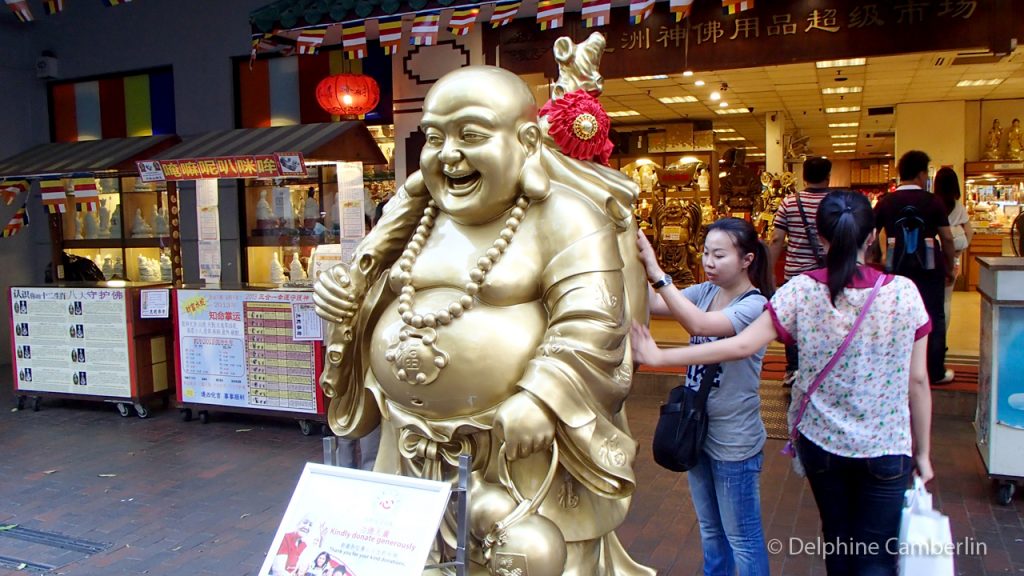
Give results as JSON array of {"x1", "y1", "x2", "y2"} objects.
[{"x1": 316, "y1": 74, "x2": 381, "y2": 117}]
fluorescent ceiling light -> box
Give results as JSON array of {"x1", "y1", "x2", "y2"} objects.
[
  {"x1": 956, "y1": 79, "x2": 1003, "y2": 87},
  {"x1": 709, "y1": 91, "x2": 721, "y2": 101},
  {"x1": 816, "y1": 58, "x2": 866, "y2": 68},
  {"x1": 607, "y1": 110, "x2": 641, "y2": 117},
  {"x1": 747, "y1": 152, "x2": 766, "y2": 157},
  {"x1": 833, "y1": 143, "x2": 856, "y2": 148},
  {"x1": 822, "y1": 86, "x2": 863, "y2": 95},
  {"x1": 832, "y1": 149, "x2": 854, "y2": 154},
  {"x1": 719, "y1": 136, "x2": 745, "y2": 141},
  {"x1": 658, "y1": 96, "x2": 698, "y2": 103},
  {"x1": 831, "y1": 134, "x2": 857, "y2": 139},
  {"x1": 739, "y1": 146, "x2": 758, "y2": 149},
  {"x1": 719, "y1": 101, "x2": 729, "y2": 107},
  {"x1": 624, "y1": 74, "x2": 669, "y2": 81},
  {"x1": 715, "y1": 108, "x2": 751, "y2": 115},
  {"x1": 695, "y1": 80, "x2": 706, "y2": 87},
  {"x1": 829, "y1": 122, "x2": 859, "y2": 128},
  {"x1": 683, "y1": 70, "x2": 694, "y2": 77},
  {"x1": 712, "y1": 128, "x2": 735, "y2": 133},
  {"x1": 825, "y1": 106, "x2": 861, "y2": 113}
]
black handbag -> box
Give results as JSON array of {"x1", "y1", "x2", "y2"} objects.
[{"x1": 652, "y1": 363, "x2": 721, "y2": 472}]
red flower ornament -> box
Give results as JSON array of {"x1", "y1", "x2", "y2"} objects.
[{"x1": 539, "y1": 89, "x2": 614, "y2": 166}]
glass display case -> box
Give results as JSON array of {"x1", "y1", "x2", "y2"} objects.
[{"x1": 59, "y1": 175, "x2": 179, "y2": 284}]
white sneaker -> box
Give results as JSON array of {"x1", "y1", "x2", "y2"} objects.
[{"x1": 933, "y1": 369, "x2": 955, "y2": 385}]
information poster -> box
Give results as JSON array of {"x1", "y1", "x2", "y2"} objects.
[
  {"x1": 259, "y1": 463, "x2": 450, "y2": 576},
  {"x1": 10, "y1": 287, "x2": 132, "y2": 398},
  {"x1": 176, "y1": 289, "x2": 321, "y2": 414}
]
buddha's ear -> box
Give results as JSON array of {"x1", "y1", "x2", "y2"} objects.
[{"x1": 518, "y1": 123, "x2": 550, "y2": 201}]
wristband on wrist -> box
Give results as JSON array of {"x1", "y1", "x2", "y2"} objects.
[{"x1": 651, "y1": 274, "x2": 673, "y2": 289}]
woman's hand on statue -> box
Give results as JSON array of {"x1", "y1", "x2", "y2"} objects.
[
  {"x1": 495, "y1": 392, "x2": 556, "y2": 461},
  {"x1": 635, "y1": 229, "x2": 664, "y2": 281},
  {"x1": 630, "y1": 322, "x2": 664, "y2": 367},
  {"x1": 313, "y1": 264, "x2": 366, "y2": 324}
]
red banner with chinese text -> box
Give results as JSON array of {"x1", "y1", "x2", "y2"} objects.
[{"x1": 136, "y1": 153, "x2": 307, "y2": 182}]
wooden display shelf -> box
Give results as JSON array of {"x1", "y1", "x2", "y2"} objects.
[
  {"x1": 246, "y1": 235, "x2": 322, "y2": 247},
  {"x1": 65, "y1": 238, "x2": 170, "y2": 250}
]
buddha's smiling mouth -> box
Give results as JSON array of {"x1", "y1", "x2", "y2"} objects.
[{"x1": 444, "y1": 170, "x2": 480, "y2": 196}]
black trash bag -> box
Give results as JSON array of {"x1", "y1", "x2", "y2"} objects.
[{"x1": 44, "y1": 251, "x2": 107, "y2": 283}]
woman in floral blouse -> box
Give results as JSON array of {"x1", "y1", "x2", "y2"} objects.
[{"x1": 633, "y1": 190, "x2": 933, "y2": 576}]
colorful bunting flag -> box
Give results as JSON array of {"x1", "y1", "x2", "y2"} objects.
[
  {"x1": 40, "y1": 179, "x2": 67, "y2": 214},
  {"x1": 410, "y1": 11, "x2": 440, "y2": 46},
  {"x1": 722, "y1": 0, "x2": 754, "y2": 15},
  {"x1": 377, "y1": 15, "x2": 403, "y2": 55},
  {"x1": 72, "y1": 177, "x2": 99, "y2": 212},
  {"x1": 581, "y1": 0, "x2": 611, "y2": 28},
  {"x1": 1, "y1": 180, "x2": 28, "y2": 205},
  {"x1": 629, "y1": 0, "x2": 655, "y2": 24},
  {"x1": 536, "y1": 0, "x2": 565, "y2": 30},
  {"x1": 340, "y1": 22, "x2": 367, "y2": 59},
  {"x1": 296, "y1": 27, "x2": 327, "y2": 55},
  {"x1": 2, "y1": 204, "x2": 29, "y2": 238},
  {"x1": 42, "y1": 0, "x2": 64, "y2": 15},
  {"x1": 670, "y1": 0, "x2": 693, "y2": 21},
  {"x1": 5, "y1": 0, "x2": 33, "y2": 22},
  {"x1": 490, "y1": 0, "x2": 521, "y2": 28},
  {"x1": 101, "y1": 0, "x2": 131, "y2": 6},
  {"x1": 447, "y1": 6, "x2": 479, "y2": 36}
]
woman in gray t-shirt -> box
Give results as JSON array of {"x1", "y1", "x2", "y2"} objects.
[{"x1": 636, "y1": 217, "x2": 773, "y2": 576}]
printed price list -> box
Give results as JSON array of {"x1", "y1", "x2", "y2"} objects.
[{"x1": 244, "y1": 301, "x2": 316, "y2": 410}]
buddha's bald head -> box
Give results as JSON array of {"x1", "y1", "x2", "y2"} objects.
[{"x1": 423, "y1": 66, "x2": 538, "y2": 126}]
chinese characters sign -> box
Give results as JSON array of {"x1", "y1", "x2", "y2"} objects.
[{"x1": 137, "y1": 152, "x2": 306, "y2": 182}]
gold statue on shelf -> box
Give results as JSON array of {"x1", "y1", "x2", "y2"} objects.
[
  {"x1": 984, "y1": 118, "x2": 1002, "y2": 161},
  {"x1": 718, "y1": 148, "x2": 759, "y2": 216},
  {"x1": 1006, "y1": 118, "x2": 1024, "y2": 161},
  {"x1": 653, "y1": 195, "x2": 703, "y2": 286},
  {"x1": 314, "y1": 32, "x2": 654, "y2": 576}
]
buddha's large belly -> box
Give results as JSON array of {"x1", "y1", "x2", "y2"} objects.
[{"x1": 370, "y1": 288, "x2": 546, "y2": 419}]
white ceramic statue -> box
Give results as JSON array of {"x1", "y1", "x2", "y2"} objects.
[
  {"x1": 109, "y1": 205, "x2": 122, "y2": 239},
  {"x1": 113, "y1": 256, "x2": 124, "y2": 279},
  {"x1": 274, "y1": 186, "x2": 295, "y2": 229},
  {"x1": 138, "y1": 255, "x2": 155, "y2": 281},
  {"x1": 83, "y1": 212, "x2": 99, "y2": 239},
  {"x1": 160, "y1": 252, "x2": 172, "y2": 282},
  {"x1": 289, "y1": 253, "x2": 306, "y2": 281},
  {"x1": 153, "y1": 205, "x2": 169, "y2": 237},
  {"x1": 73, "y1": 212, "x2": 84, "y2": 240},
  {"x1": 269, "y1": 252, "x2": 285, "y2": 284},
  {"x1": 303, "y1": 188, "x2": 319, "y2": 224},
  {"x1": 256, "y1": 189, "x2": 273, "y2": 222},
  {"x1": 323, "y1": 193, "x2": 337, "y2": 231},
  {"x1": 98, "y1": 199, "x2": 111, "y2": 238},
  {"x1": 102, "y1": 255, "x2": 113, "y2": 279},
  {"x1": 132, "y1": 208, "x2": 153, "y2": 238}
]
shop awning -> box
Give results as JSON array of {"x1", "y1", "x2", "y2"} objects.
[
  {"x1": 0, "y1": 135, "x2": 180, "y2": 179},
  {"x1": 149, "y1": 122, "x2": 387, "y2": 165},
  {"x1": 251, "y1": 0, "x2": 482, "y2": 33}
]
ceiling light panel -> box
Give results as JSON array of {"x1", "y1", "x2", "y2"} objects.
[
  {"x1": 658, "y1": 96, "x2": 699, "y2": 103},
  {"x1": 607, "y1": 110, "x2": 641, "y2": 117},
  {"x1": 821, "y1": 86, "x2": 864, "y2": 94},
  {"x1": 715, "y1": 108, "x2": 751, "y2": 115},
  {"x1": 825, "y1": 106, "x2": 861, "y2": 113},
  {"x1": 624, "y1": 74, "x2": 669, "y2": 81},
  {"x1": 816, "y1": 58, "x2": 866, "y2": 68},
  {"x1": 829, "y1": 122, "x2": 859, "y2": 128},
  {"x1": 955, "y1": 79, "x2": 1003, "y2": 87}
]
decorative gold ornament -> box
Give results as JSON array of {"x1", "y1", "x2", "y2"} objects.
[{"x1": 572, "y1": 112, "x2": 599, "y2": 141}]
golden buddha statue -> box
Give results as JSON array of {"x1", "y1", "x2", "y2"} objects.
[{"x1": 314, "y1": 33, "x2": 654, "y2": 576}]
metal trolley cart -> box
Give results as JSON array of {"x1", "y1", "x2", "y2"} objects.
[
  {"x1": 172, "y1": 285, "x2": 329, "y2": 435},
  {"x1": 975, "y1": 257, "x2": 1024, "y2": 505},
  {"x1": 10, "y1": 282, "x2": 175, "y2": 417}
]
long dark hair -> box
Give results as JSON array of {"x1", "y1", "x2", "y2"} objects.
[
  {"x1": 706, "y1": 217, "x2": 775, "y2": 298},
  {"x1": 933, "y1": 167, "x2": 960, "y2": 215},
  {"x1": 816, "y1": 190, "x2": 874, "y2": 305}
]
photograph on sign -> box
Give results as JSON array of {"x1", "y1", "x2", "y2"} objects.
[
  {"x1": 140, "y1": 289, "x2": 170, "y2": 319},
  {"x1": 259, "y1": 463, "x2": 450, "y2": 576}
]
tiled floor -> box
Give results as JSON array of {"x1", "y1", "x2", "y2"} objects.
[{"x1": 1, "y1": 365, "x2": 1022, "y2": 575}]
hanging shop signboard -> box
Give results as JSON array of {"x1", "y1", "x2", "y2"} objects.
[
  {"x1": 175, "y1": 289, "x2": 323, "y2": 414},
  {"x1": 136, "y1": 152, "x2": 306, "y2": 182},
  {"x1": 10, "y1": 287, "x2": 132, "y2": 398}
]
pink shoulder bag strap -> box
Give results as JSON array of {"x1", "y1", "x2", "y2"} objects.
[{"x1": 782, "y1": 273, "x2": 888, "y2": 457}]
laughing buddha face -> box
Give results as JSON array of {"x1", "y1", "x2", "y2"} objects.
[{"x1": 419, "y1": 67, "x2": 541, "y2": 225}]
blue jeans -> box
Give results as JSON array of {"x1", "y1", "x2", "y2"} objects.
[
  {"x1": 797, "y1": 435, "x2": 913, "y2": 576},
  {"x1": 688, "y1": 450, "x2": 770, "y2": 576}
]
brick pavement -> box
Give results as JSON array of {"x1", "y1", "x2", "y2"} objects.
[{"x1": 0, "y1": 368, "x2": 1021, "y2": 575}]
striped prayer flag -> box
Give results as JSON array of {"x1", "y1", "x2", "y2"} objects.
[
  {"x1": 447, "y1": 7, "x2": 479, "y2": 36},
  {"x1": 1, "y1": 180, "x2": 29, "y2": 205},
  {"x1": 670, "y1": 0, "x2": 693, "y2": 21},
  {"x1": 72, "y1": 177, "x2": 99, "y2": 212},
  {"x1": 490, "y1": 0, "x2": 520, "y2": 28},
  {"x1": 722, "y1": 0, "x2": 753, "y2": 14},
  {"x1": 629, "y1": 0, "x2": 655, "y2": 24},
  {"x1": 536, "y1": 0, "x2": 565, "y2": 30},
  {"x1": 2, "y1": 204, "x2": 29, "y2": 238},
  {"x1": 5, "y1": 0, "x2": 33, "y2": 22},
  {"x1": 410, "y1": 12, "x2": 440, "y2": 46},
  {"x1": 40, "y1": 179, "x2": 67, "y2": 214},
  {"x1": 50, "y1": 70, "x2": 176, "y2": 142},
  {"x1": 43, "y1": 0, "x2": 64, "y2": 15},
  {"x1": 581, "y1": 0, "x2": 611, "y2": 28},
  {"x1": 341, "y1": 22, "x2": 367, "y2": 59},
  {"x1": 296, "y1": 27, "x2": 327, "y2": 55},
  {"x1": 102, "y1": 0, "x2": 131, "y2": 6},
  {"x1": 377, "y1": 16, "x2": 403, "y2": 55}
]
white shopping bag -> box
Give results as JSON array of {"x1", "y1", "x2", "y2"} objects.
[{"x1": 897, "y1": 477, "x2": 955, "y2": 576}]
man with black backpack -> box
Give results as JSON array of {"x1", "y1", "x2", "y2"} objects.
[
  {"x1": 872, "y1": 150, "x2": 957, "y2": 384},
  {"x1": 769, "y1": 156, "x2": 832, "y2": 387}
]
